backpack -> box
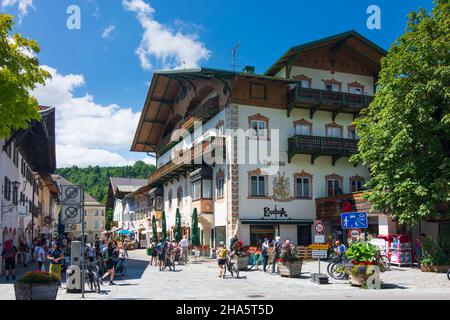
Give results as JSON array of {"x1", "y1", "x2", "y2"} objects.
[
  {"x1": 218, "y1": 248, "x2": 227, "y2": 259},
  {"x1": 156, "y1": 243, "x2": 163, "y2": 254}
]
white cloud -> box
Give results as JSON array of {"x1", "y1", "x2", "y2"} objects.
[
  {"x1": 32, "y1": 66, "x2": 149, "y2": 168},
  {"x1": 1, "y1": 0, "x2": 35, "y2": 18},
  {"x1": 122, "y1": 0, "x2": 211, "y2": 70},
  {"x1": 102, "y1": 25, "x2": 116, "y2": 39}
]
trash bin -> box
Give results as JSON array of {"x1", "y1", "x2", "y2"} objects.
[{"x1": 146, "y1": 248, "x2": 153, "y2": 256}]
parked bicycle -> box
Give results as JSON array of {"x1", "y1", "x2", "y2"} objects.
[
  {"x1": 327, "y1": 253, "x2": 348, "y2": 280},
  {"x1": 174, "y1": 248, "x2": 184, "y2": 266},
  {"x1": 164, "y1": 251, "x2": 176, "y2": 271}
]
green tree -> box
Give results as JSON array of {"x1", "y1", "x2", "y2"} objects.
[
  {"x1": 191, "y1": 208, "x2": 200, "y2": 246},
  {"x1": 353, "y1": 0, "x2": 450, "y2": 224},
  {"x1": 175, "y1": 208, "x2": 182, "y2": 242},
  {"x1": 161, "y1": 211, "x2": 167, "y2": 242},
  {"x1": 0, "y1": 14, "x2": 51, "y2": 137}
]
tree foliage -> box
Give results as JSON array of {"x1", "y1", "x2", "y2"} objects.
[
  {"x1": 0, "y1": 14, "x2": 51, "y2": 137},
  {"x1": 353, "y1": 0, "x2": 450, "y2": 224}
]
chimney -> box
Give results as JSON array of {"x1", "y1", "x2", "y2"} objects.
[{"x1": 243, "y1": 66, "x2": 255, "y2": 75}]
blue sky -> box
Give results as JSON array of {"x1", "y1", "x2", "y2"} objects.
[{"x1": 1, "y1": 0, "x2": 434, "y2": 167}]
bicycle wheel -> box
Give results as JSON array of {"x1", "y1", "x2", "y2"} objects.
[
  {"x1": 232, "y1": 264, "x2": 239, "y2": 279},
  {"x1": 447, "y1": 268, "x2": 450, "y2": 281},
  {"x1": 330, "y1": 263, "x2": 346, "y2": 280},
  {"x1": 380, "y1": 255, "x2": 391, "y2": 271},
  {"x1": 326, "y1": 262, "x2": 334, "y2": 277}
]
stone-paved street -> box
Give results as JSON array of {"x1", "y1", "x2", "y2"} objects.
[{"x1": 1, "y1": 249, "x2": 449, "y2": 300}]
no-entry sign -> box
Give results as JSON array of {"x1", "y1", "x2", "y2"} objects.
[
  {"x1": 348, "y1": 228, "x2": 361, "y2": 240},
  {"x1": 313, "y1": 220, "x2": 325, "y2": 234}
]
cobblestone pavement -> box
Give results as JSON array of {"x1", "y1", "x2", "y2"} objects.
[{"x1": 1, "y1": 249, "x2": 449, "y2": 300}]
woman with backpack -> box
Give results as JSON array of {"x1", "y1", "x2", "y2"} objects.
[
  {"x1": 216, "y1": 241, "x2": 228, "y2": 278},
  {"x1": 100, "y1": 241, "x2": 116, "y2": 285}
]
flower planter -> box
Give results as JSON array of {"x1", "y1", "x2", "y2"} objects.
[
  {"x1": 235, "y1": 255, "x2": 249, "y2": 271},
  {"x1": 278, "y1": 260, "x2": 303, "y2": 278},
  {"x1": 420, "y1": 265, "x2": 450, "y2": 273},
  {"x1": 14, "y1": 282, "x2": 58, "y2": 300},
  {"x1": 349, "y1": 274, "x2": 371, "y2": 287}
]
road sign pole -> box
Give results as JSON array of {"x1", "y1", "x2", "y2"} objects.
[
  {"x1": 81, "y1": 187, "x2": 85, "y2": 299},
  {"x1": 318, "y1": 258, "x2": 321, "y2": 274}
]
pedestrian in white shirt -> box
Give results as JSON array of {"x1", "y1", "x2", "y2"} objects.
[
  {"x1": 179, "y1": 235, "x2": 189, "y2": 263},
  {"x1": 33, "y1": 241, "x2": 46, "y2": 272}
]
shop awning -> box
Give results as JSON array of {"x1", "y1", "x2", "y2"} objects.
[
  {"x1": 115, "y1": 229, "x2": 133, "y2": 235},
  {"x1": 240, "y1": 219, "x2": 314, "y2": 225}
]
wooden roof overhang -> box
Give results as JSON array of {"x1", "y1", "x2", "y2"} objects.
[
  {"x1": 265, "y1": 30, "x2": 387, "y2": 77},
  {"x1": 3, "y1": 107, "x2": 56, "y2": 174},
  {"x1": 130, "y1": 68, "x2": 295, "y2": 155}
]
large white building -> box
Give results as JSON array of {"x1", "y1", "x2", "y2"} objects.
[{"x1": 130, "y1": 31, "x2": 398, "y2": 248}]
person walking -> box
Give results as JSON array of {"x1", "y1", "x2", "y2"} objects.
[
  {"x1": 100, "y1": 241, "x2": 116, "y2": 285},
  {"x1": 1, "y1": 239, "x2": 18, "y2": 281},
  {"x1": 271, "y1": 236, "x2": 281, "y2": 274},
  {"x1": 261, "y1": 238, "x2": 270, "y2": 272},
  {"x1": 179, "y1": 235, "x2": 189, "y2": 263},
  {"x1": 33, "y1": 241, "x2": 46, "y2": 272},
  {"x1": 150, "y1": 242, "x2": 158, "y2": 266},
  {"x1": 19, "y1": 240, "x2": 30, "y2": 268},
  {"x1": 156, "y1": 239, "x2": 165, "y2": 271},
  {"x1": 216, "y1": 241, "x2": 228, "y2": 278},
  {"x1": 47, "y1": 241, "x2": 64, "y2": 286}
]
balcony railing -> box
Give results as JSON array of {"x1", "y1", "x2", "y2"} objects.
[
  {"x1": 149, "y1": 137, "x2": 226, "y2": 186},
  {"x1": 287, "y1": 86, "x2": 373, "y2": 118},
  {"x1": 288, "y1": 135, "x2": 358, "y2": 163}
]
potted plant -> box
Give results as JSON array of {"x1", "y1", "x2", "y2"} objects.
[
  {"x1": 340, "y1": 242, "x2": 386, "y2": 287},
  {"x1": 232, "y1": 240, "x2": 249, "y2": 271},
  {"x1": 420, "y1": 235, "x2": 450, "y2": 273},
  {"x1": 14, "y1": 271, "x2": 59, "y2": 300},
  {"x1": 278, "y1": 242, "x2": 303, "y2": 277}
]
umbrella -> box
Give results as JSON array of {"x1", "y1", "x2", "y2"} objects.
[
  {"x1": 161, "y1": 211, "x2": 167, "y2": 241},
  {"x1": 116, "y1": 230, "x2": 132, "y2": 235},
  {"x1": 175, "y1": 208, "x2": 182, "y2": 242},
  {"x1": 191, "y1": 208, "x2": 200, "y2": 246},
  {"x1": 152, "y1": 215, "x2": 157, "y2": 242}
]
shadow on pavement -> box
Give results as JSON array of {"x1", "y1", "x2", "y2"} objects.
[{"x1": 381, "y1": 283, "x2": 408, "y2": 289}]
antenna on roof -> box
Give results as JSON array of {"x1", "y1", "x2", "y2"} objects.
[{"x1": 231, "y1": 43, "x2": 240, "y2": 72}]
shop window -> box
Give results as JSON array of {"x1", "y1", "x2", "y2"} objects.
[
  {"x1": 350, "y1": 176, "x2": 365, "y2": 192},
  {"x1": 250, "y1": 225, "x2": 279, "y2": 246},
  {"x1": 325, "y1": 174, "x2": 343, "y2": 196}
]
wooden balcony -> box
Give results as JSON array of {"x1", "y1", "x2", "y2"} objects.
[
  {"x1": 288, "y1": 135, "x2": 358, "y2": 165},
  {"x1": 159, "y1": 96, "x2": 220, "y2": 155},
  {"x1": 149, "y1": 137, "x2": 225, "y2": 187},
  {"x1": 287, "y1": 86, "x2": 373, "y2": 119}
]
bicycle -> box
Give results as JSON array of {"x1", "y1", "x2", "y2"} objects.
[
  {"x1": 224, "y1": 254, "x2": 239, "y2": 279},
  {"x1": 164, "y1": 251, "x2": 176, "y2": 271},
  {"x1": 174, "y1": 249, "x2": 185, "y2": 266},
  {"x1": 378, "y1": 252, "x2": 391, "y2": 271},
  {"x1": 327, "y1": 253, "x2": 348, "y2": 280},
  {"x1": 447, "y1": 268, "x2": 450, "y2": 281},
  {"x1": 114, "y1": 257, "x2": 127, "y2": 278}
]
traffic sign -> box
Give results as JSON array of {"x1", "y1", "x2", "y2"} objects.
[
  {"x1": 309, "y1": 244, "x2": 329, "y2": 250},
  {"x1": 314, "y1": 235, "x2": 325, "y2": 244},
  {"x1": 61, "y1": 205, "x2": 82, "y2": 224},
  {"x1": 348, "y1": 228, "x2": 361, "y2": 240},
  {"x1": 312, "y1": 250, "x2": 328, "y2": 259},
  {"x1": 341, "y1": 212, "x2": 367, "y2": 229},
  {"x1": 313, "y1": 220, "x2": 325, "y2": 234},
  {"x1": 61, "y1": 185, "x2": 83, "y2": 205}
]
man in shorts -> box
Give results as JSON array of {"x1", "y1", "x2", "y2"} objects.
[
  {"x1": 156, "y1": 239, "x2": 166, "y2": 271},
  {"x1": 216, "y1": 241, "x2": 228, "y2": 278}
]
